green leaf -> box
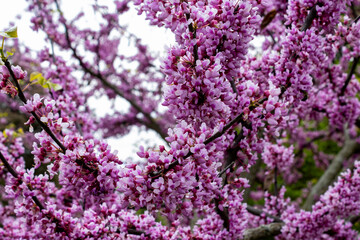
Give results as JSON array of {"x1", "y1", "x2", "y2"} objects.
[
  {"x1": 30, "y1": 71, "x2": 62, "y2": 91},
  {"x1": 38, "y1": 76, "x2": 46, "y2": 86},
  {"x1": 0, "y1": 112, "x2": 8, "y2": 117},
  {"x1": 0, "y1": 26, "x2": 18, "y2": 38},
  {"x1": 30, "y1": 72, "x2": 42, "y2": 82},
  {"x1": 48, "y1": 82, "x2": 62, "y2": 91}
]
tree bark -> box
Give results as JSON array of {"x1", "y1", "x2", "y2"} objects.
[{"x1": 242, "y1": 223, "x2": 284, "y2": 240}]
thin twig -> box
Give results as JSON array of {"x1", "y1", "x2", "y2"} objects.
[
  {"x1": 4, "y1": 59, "x2": 97, "y2": 174},
  {"x1": 0, "y1": 150, "x2": 19, "y2": 179},
  {"x1": 4, "y1": 60, "x2": 66, "y2": 152},
  {"x1": 1, "y1": 151, "x2": 49, "y2": 219},
  {"x1": 218, "y1": 161, "x2": 235, "y2": 177},
  {"x1": 340, "y1": 57, "x2": 359, "y2": 96}
]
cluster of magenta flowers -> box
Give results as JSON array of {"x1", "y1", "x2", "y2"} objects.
[
  {"x1": 0, "y1": 65, "x2": 24, "y2": 97},
  {"x1": 0, "y1": 0, "x2": 359, "y2": 239}
]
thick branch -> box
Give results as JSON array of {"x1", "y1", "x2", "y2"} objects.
[
  {"x1": 214, "y1": 198, "x2": 229, "y2": 230},
  {"x1": 242, "y1": 222, "x2": 284, "y2": 240},
  {"x1": 303, "y1": 139, "x2": 360, "y2": 210},
  {"x1": 301, "y1": 5, "x2": 318, "y2": 32}
]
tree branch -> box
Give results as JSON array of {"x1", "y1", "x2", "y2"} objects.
[
  {"x1": 53, "y1": 0, "x2": 167, "y2": 142},
  {"x1": 340, "y1": 56, "x2": 359, "y2": 96},
  {"x1": 214, "y1": 197, "x2": 230, "y2": 230},
  {"x1": 4, "y1": 59, "x2": 98, "y2": 174},
  {"x1": 303, "y1": 139, "x2": 360, "y2": 210},
  {"x1": 150, "y1": 98, "x2": 266, "y2": 178},
  {"x1": 242, "y1": 222, "x2": 284, "y2": 240},
  {"x1": 301, "y1": 5, "x2": 318, "y2": 32}
]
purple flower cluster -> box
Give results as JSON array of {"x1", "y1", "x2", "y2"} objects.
[
  {"x1": 0, "y1": 0, "x2": 359, "y2": 239},
  {"x1": 262, "y1": 143, "x2": 295, "y2": 175},
  {"x1": 281, "y1": 161, "x2": 360, "y2": 239}
]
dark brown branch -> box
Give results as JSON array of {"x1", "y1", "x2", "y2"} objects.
[
  {"x1": 4, "y1": 59, "x2": 97, "y2": 174},
  {"x1": 349, "y1": 215, "x2": 360, "y2": 224},
  {"x1": 340, "y1": 57, "x2": 359, "y2": 96},
  {"x1": 185, "y1": 13, "x2": 199, "y2": 63},
  {"x1": 350, "y1": 3, "x2": 359, "y2": 20},
  {"x1": 127, "y1": 227, "x2": 148, "y2": 236},
  {"x1": 151, "y1": 92, "x2": 268, "y2": 179},
  {"x1": 214, "y1": 198, "x2": 229, "y2": 230},
  {"x1": 355, "y1": 15, "x2": 360, "y2": 23},
  {"x1": 151, "y1": 98, "x2": 266, "y2": 178},
  {"x1": 0, "y1": 151, "x2": 45, "y2": 210},
  {"x1": 0, "y1": 150, "x2": 19, "y2": 179},
  {"x1": 274, "y1": 166, "x2": 278, "y2": 197},
  {"x1": 4, "y1": 60, "x2": 66, "y2": 152},
  {"x1": 243, "y1": 157, "x2": 262, "y2": 202},
  {"x1": 280, "y1": 5, "x2": 319, "y2": 97},
  {"x1": 301, "y1": 5, "x2": 318, "y2": 32},
  {"x1": 242, "y1": 222, "x2": 284, "y2": 240}
]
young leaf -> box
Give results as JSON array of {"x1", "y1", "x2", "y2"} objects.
[
  {"x1": 38, "y1": 77, "x2": 46, "y2": 86},
  {"x1": 0, "y1": 26, "x2": 18, "y2": 38},
  {"x1": 46, "y1": 82, "x2": 62, "y2": 91},
  {"x1": 30, "y1": 72, "x2": 42, "y2": 82},
  {"x1": 30, "y1": 72, "x2": 62, "y2": 91}
]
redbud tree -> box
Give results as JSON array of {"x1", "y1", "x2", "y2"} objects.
[{"x1": 0, "y1": 0, "x2": 360, "y2": 239}]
